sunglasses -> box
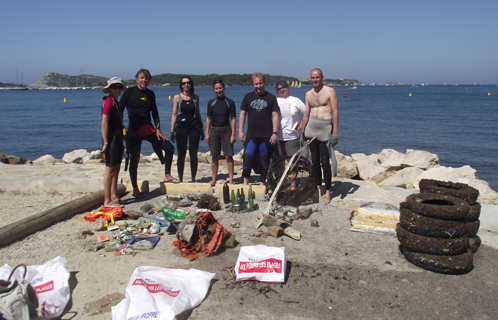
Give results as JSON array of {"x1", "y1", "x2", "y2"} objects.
[
  {"x1": 277, "y1": 86, "x2": 287, "y2": 91},
  {"x1": 110, "y1": 84, "x2": 123, "y2": 90},
  {"x1": 212, "y1": 79, "x2": 223, "y2": 85},
  {"x1": 181, "y1": 81, "x2": 191, "y2": 85}
]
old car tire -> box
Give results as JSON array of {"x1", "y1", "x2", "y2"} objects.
[
  {"x1": 399, "y1": 208, "x2": 466, "y2": 238},
  {"x1": 396, "y1": 224, "x2": 468, "y2": 255},
  {"x1": 401, "y1": 193, "x2": 469, "y2": 220},
  {"x1": 468, "y1": 236, "x2": 481, "y2": 253},
  {"x1": 419, "y1": 179, "x2": 479, "y2": 205},
  {"x1": 465, "y1": 220, "x2": 480, "y2": 237},
  {"x1": 400, "y1": 245, "x2": 473, "y2": 274},
  {"x1": 466, "y1": 203, "x2": 481, "y2": 221}
]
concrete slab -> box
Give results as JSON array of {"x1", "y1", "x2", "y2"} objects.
[{"x1": 479, "y1": 204, "x2": 498, "y2": 249}]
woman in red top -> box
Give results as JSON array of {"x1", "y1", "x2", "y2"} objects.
[{"x1": 99, "y1": 77, "x2": 126, "y2": 207}]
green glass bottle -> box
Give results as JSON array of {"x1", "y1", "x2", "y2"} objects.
[{"x1": 231, "y1": 190, "x2": 236, "y2": 204}]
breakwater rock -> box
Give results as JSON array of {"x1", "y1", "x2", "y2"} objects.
[{"x1": 2, "y1": 148, "x2": 497, "y2": 204}]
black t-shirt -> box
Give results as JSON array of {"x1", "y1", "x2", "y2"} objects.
[
  {"x1": 120, "y1": 86, "x2": 160, "y2": 136},
  {"x1": 240, "y1": 91, "x2": 279, "y2": 137},
  {"x1": 207, "y1": 96, "x2": 236, "y2": 128}
]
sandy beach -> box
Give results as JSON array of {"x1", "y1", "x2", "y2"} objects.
[{"x1": 1, "y1": 156, "x2": 498, "y2": 319}]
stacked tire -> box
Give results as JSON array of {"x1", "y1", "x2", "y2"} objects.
[{"x1": 397, "y1": 179, "x2": 480, "y2": 275}]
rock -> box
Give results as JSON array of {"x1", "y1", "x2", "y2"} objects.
[
  {"x1": 82, "y1": 150, "x2": 101, "y2": 164},
  {"x1": 336, "y1": 152, "x2": 359, "y2": 179},
  {"x1": 379, "y1": 167, "x2": 424, "y2": 189},
  {"x1": 352, "y1": 153, "x2": 384, "y2": 180},
  {"x1": 378, "y1": 149, "x2": 405, "y2": 171},
  {"x1": 268, "y1": 225, "x2": 283, "y2": 238},
  {"x1": 197, "y1": 152, "x2": 211, "y2": 164},
  {"x1": 0, "y1": 153, "x2": 30, "y2": 164},
  {"x1": 62, "y1": 149, "x2": 89, "y2": 164},
  {"x1": 233, "y1": 150, "x2": 244, "y2": 166},
  {"x1": 370, "y1": 171, "x2": 396, "y2": 184},
  {"x1": 402, "y1": 149, "x2": 439, "y2": 170},
  {"x1": 150, "y1": 152, "x2": 160, "y2": 161},
  {"x1": 33, "y1": 154, "x2": 64, "y2": 165}
]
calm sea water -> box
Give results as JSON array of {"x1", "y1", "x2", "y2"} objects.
[{"x1": 1, "y1": 85, "x2": 497, "y2": 191}]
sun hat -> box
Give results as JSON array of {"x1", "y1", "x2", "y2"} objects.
[{"x1": 102, "y1": 77, "x2": 126, "y2": 93}]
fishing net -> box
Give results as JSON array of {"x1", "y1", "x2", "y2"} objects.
[{"x1": 267, "y1": 155, "x2": 317, "y2": 206}]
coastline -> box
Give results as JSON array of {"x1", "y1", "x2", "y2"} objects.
[{"x1": 1, "y1": 148, "x2": 498, "y2": 319}]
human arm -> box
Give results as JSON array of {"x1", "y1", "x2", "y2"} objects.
[
  {"x1": 99, "y1": 114, "x2": 110, "y2": 156},
  {"x1": 301, "y1": 92, "x2": 311, "y2": 135},
  {"x1": 329, "y1": 88, "x2": 339, "y2": 145},
  {"x1": 295, "y1": 98, "x2": 306, "y2": 131},
  {"x1": 205, "y1": 117, "x2": 211, "y2": 144},
  {"x1": 170, "y1": 95, "x2": 179, "y2": 143},
  {"x1": 270, "y1": 111, "x2": 279, "y2": 144},
  {"x1": 230, "y1": 117, "x2": 236, "y2": 144},
  {"x1": 238, "y1": 110, "x2": 246, "y2": 142}
]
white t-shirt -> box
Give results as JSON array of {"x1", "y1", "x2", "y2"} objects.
[{"x1": 276, "y1": 95, "x2": 306, "y2": 141}]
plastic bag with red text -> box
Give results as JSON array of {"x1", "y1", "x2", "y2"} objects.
[
  {"x1": 235, "y1": 245, "x2": 286, "y2": 283},
  {"x1": 112, "y1": 266, "x2": 215, "y2": 320}
]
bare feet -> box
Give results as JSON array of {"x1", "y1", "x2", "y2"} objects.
[
  {"x1": 324, "y1": 190, "x2": 331, "y2": 204},
  {"x1": 104, "y1": 201, "x2": 124, "y2": 208},
  {"x1": 209, "y1": 180, "x2": 216, "y2": 187},
  {"x1": 259, "y1": 182, "x2": 265, "y2": 186},
  {"x1": 164, "y1": 175, "x2": 180, "y2": 184}
]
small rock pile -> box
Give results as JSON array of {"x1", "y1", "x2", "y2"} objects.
[{"x1": 397, "y1": 179, "x2": 481, "y2": 274}]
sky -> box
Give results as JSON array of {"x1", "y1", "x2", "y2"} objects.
[{"x1": 1, "y1": 0, "x2": 497, "y2": 85}]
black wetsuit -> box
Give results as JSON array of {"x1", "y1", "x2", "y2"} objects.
[
  {"x1": 175, "y1": 96, "x2": 202, "y2": 181},
  {"x1": 120, "y1": 86, "x2": 174, "y2": 189}
]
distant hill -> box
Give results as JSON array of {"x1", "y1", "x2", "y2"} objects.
[
  {"x1": 31, "y1": 72, "x2": 108, "y2": 88},
  {"x1": 30, "y1": 71, "x2": 364, "y2": 87}
]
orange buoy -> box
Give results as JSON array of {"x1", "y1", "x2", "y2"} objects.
[
  {"x1": 64, "y1": 98, "x2": 67, "y2": 102},
  {"x1": 409, "y1": 93, "x2": 412, "y2": 97},
  {"x1": 488, "y1": 92, "x2": 491, "y2": 96},
  {"x1": 344, "y1": 93, "x2": 348, "y2": 97},
  {"x1": 169, "y1": 96, "x2": 171, "y2": 100}
]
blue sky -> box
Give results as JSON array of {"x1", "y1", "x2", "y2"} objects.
[{"x1": 1, "y1": 0, "x2": 497, "y2": 85}]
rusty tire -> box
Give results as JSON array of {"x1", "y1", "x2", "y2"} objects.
[
  {"x1": 419, "y1": 179, "x2": 479, "y2": 205},
  {"x1": 468, "y1": 236, "x2": 481, "y2": 253},
  {"x1": 399, "y1": 208, "x2": 466, "y2": 238},
  {"x1": 396, "y1": 224, "x2": 468, "y2": 255},
  {"x1": 401, "y1": 193, "x2": 469, "y2": 220},
  {"x1": 465, "y1": 220, "x2": 480, "y2": 237},
  {"x1": 400, "y1": 245, "x2": 473, "y2": 275}
]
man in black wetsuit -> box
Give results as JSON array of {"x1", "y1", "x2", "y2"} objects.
[
  {"x1": 238, "y1": 72, "x2": 280, "y2": 185},
  {"x1": 120, "y1": 69, "x2": 177, "y2": 197}
]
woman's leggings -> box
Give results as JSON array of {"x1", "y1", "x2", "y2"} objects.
[
  {"x1": 176, "y1": 125, "x2": 200, "y2": 182},
  {"x1": 242, "y1": 137, "x2": 272, "y2": 183},
  {"x1": 128, "y1": 133, "x2": 174, "y2": 189}
]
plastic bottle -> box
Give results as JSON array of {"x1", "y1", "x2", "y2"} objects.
[
  {"x1": 161, "y1": 207, "x2": 186, "y2": 222},
  {"x1": 223, "y1": 182, "x2": 230, "y2": 204},
  {"x1": 231, "y1": 190, "x2": 236, "y2": 204}
]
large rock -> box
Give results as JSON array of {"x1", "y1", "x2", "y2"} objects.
[
  {"x1": 379, "y1": 167, "x2": 424, "y2": 189},
  {"x1": 336, "y1": 152, "x2": 358, "y2": 179},
  {"x1": 0, "y1": 152, "x2": 30, "y2": 164},
  {"x1": 233, "y1": 150, "x2": 244, "y2": 166},
  {"x1": 82, "y1": 150, "x2": 101, "y2": 164},
  {"x1": 352, "y1": 153, "x2": 384, "y2": 180},
  {"x1": 62, "y1": 149, "x2": 89, "y2": 164},
  {"x1": 33, "y1": 154, "x2": 64, "y2": 165},
  {"x1": 402, "y1": 149, "x2": 439, "y2": 170},
  {"x1": 378, "y1": 149, "x2": 405, "y2": 171}
]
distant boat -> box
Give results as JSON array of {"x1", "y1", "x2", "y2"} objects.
[
  {"x1": 351, "y1": 86, "x2": 357, "y2": 89},
  {"x1": 292, "y1": 81, "x2": 295, "y2": 87}
]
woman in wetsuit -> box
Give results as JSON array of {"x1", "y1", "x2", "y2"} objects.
[
  {"x1": 205, "y1": 79, "x2": 237, "y2": 186},
  {"x1": 99, "y1": 77, "x2": 126, "y2": 207},
  {"x1": 171, "y1": 76, "x2": 203, "y2": 182}
]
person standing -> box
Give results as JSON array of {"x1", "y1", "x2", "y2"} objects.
[
  {"x1": 170, "y1": 76, "x2": 203, "y2": 182},
  {"x1": 120, "y1": 69, "x2": 177, "y2": 198},
  {"x1": 205, "y1": 79, "x2": 236, "y2": 186},
  {"x1": 275, "y1": 79, "x2": 306, "y2": 159},
  {"x1": 238, "y1": 72, "x2": 280, "y2": 185},
  {"x1": 99, "y1": 77, "x2": 126, "y2": 207},
  {"x1": 301, "y1": 68, "x2": 339, "y2": 204}
]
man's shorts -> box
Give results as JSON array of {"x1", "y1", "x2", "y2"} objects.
[
  {"x1": 275, "y1": 137, "x2": 301, "y2": 157},
  {"x1": 209, "y1": 126, "x2": 234, "y2": 157}
]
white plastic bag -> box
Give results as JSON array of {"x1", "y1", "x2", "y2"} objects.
[
  {"x1": 0, "y1": 256, "x2": 71, "y2": 319},
  {"x1": 112, "y1": 266, "x2": 215, "y2": 320},
  {"x1": 235, "y1": 245, "x2": 286, "y2": 283}
]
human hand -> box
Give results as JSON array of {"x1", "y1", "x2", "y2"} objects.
[
  {"x1": 230, "y1": 135, "x2": 236, "y2": 145},
  {"x1": 170, "y1": 132, "x2": 176, "y2": 143},
  {"x1": 98, "y1": 143, "x2": 108, "y2": 157},
  {"x1": 330, "y1": 132, "x2": 339, "y2": 147},
  {"x1": 205, "y1": 134, "x2": 210, "y2": 144},
  {"x1": 270, "y1": 133, "x2": 278, "y2": 145},
  {"x1": 156, "y1": 129, "x2": 167, "y2": 141},
  {"x1": 238, "y1": 132, "x2": 245, "y2": 142},
  {"x1": 200, "y1": 132, "x2": 205, "y2": 141}
]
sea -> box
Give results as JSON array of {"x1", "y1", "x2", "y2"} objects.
[{"x1": 1, "y1": 85, "x2": 497, "y2": 191}]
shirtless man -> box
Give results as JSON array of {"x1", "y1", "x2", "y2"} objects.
[{"x1": 301, "y1": 68, "x2": 339, "y2": 204}]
